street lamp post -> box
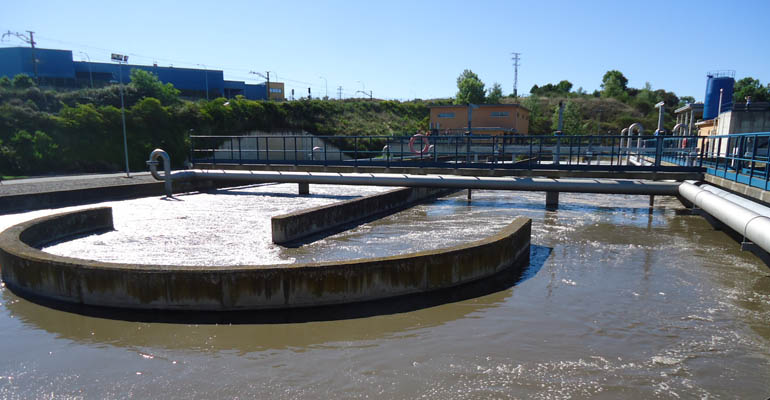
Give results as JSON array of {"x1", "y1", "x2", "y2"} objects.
[{"x1": 112, "y1": 53, "x2": 131, "y2": 178}]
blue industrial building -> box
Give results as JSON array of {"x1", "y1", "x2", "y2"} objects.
[{"x1": 0, "y1": 46, "x2": 276, "y2": 100}]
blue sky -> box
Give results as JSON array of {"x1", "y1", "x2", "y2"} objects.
[{"x1": 2, "y1": 0, "x2": 768, "y2": 101}]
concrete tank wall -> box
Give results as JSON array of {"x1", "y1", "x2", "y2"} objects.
[
  {"x1": 0, "y1": 208, "x2": 531, "y2": 311},
  {"x1": 271, "y1": 187, "x2": 457, "y2": 245}
]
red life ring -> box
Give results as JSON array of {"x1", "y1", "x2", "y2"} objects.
[{"x1": 409, "y1": 134, "x2": 431, "y2": 154}]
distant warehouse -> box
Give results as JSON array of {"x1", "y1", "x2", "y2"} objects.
[
  {"x1": 429, "y1": 104, "x2": 530, "y2": 136},
  {"x1": 0, "y1": 46, "x2": 284, "y2": 101}
]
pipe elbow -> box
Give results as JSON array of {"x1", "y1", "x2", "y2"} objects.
[{"x1": 147, "y1": 149, "x2": 171, "y2": 181}]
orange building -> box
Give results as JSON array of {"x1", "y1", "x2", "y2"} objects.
[
  {"x1": 429, "y1": 104, "x2": 530, "y2": 136},
  {"x1": 268, "y1": 82, "x2": 285, "y2": 101}
]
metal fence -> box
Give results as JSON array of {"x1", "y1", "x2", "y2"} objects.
[
  {"x1": 653, "y1": 132, "x2": 770, "y2": 191},
  {"x1": 190, "y1": 134, "x2": 708, "y2": 172}
]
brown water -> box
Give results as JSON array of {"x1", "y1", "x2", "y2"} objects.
[{"x1": 1, "y1": 187, "x2": 769, "y2": 399}]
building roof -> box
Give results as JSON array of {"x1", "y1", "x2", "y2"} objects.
[
  {"x1": 674, "y1": 103, "x2": 704, "y2": 114},
  {"x1": 429, "y1": 103, "x2": 530, "y2": 112}
]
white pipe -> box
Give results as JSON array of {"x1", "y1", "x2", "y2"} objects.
[
  {"x1": 679, "y1": 182, "x2": 770, "y2": 253},
  {"x1": 672, "y1": 123, "x2": 688, "y2": 135},
  {"x1": 627, "y1": 123, "x2": 643, "y2": 164},
  {"x1": 147, "y1": 149, "x2": 173, "y2": 197},
  {"x1": 147, "y1": 149, "x2": 680, "y2": 195},
  {"x1": 691, "y1": 182, "x2": 770, "y2": 217}
]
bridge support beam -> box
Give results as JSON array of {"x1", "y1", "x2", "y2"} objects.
[
  {"x1": 546, "y1": 191, "x2": 559, "y2": 210},
  {"x1": 649, "y1": 195, "x2": 655, "y2": 208},
  {"x1": 299, "y1": 182, "x2": 310, "y2": 195},
  {"x1": 467, "y1": 189, "x2": 472, "y2": 201}
]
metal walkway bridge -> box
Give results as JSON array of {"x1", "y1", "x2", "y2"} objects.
[{"x1": 188, "y1": 132, "x2": 769, "y2": 192}]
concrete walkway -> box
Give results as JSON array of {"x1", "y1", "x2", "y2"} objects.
[
  {"x1": 0, "y1": 172, "x2": 154, "y2": 197},
  {"x1": 0, "y1": 172, "x2": 162, "y2": 214}
]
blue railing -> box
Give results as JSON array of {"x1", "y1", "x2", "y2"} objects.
[
  {"x1": 653, "y1": 132, "x2": 770, "y2": 191},
  {"x1": 190, "y1": 134, "x2": 707, "y2": 172}
]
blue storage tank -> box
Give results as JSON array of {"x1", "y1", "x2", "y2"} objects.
[{"x1": 703, "y1": 72, "x2": 735, "y2": 120}]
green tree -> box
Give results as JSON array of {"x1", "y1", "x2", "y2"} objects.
[
  {"x1": 551, "y1": 101, "x2": 583, "y2": 134},
  {"x1": 129, "y1": 69, "x2": 181, "y2": 105},
  {"x1": 678, "y1": 96, "x2": 696, "y2": 106},
  {"x1": 521, "y1": 96, "x2": 550, "y2": 134},
  {"x1": 0, "y1": 76, "x2": 11, "y2": 89},
  {"x1": 632, "y1": 82, "x2": 657, "y2": 114},
  {"x1": 7, "y1": 129, "x2": 58, "y2": 172},
  {"x1": 486, "y1": 82, "x2": 503, "y2": 104},
  {"x1": 601, "y1": 70, "x2": 628, "y2": 99},
  {"x1": 12, "y1": 74, "x2": 35, "y2": 89},
  {"x1": 455, "y1": 69, "x2": 485, "y2": 105},
  {"x1": 529, "y1": 80, "x2": 572, "y2": 96},
  {"x1": 733, "y1": 77, "x2": 769, "y2": 103}
]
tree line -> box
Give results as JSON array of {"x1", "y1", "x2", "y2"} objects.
[
  {"x1": 0, "y1": 70, "x2": 431, "y2": 176},
  {"x1": 2, "y1": 67, "x2": 767, "y2": 176},
  {"x1": 454, "y1": 68, "x2": 769, "y2": 135}
]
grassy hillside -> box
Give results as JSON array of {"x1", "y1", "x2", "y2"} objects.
[{"x1": 0, "y1": 69, "x2": 685, "y2": 176}]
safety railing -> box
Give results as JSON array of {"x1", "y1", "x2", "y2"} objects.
[
  {"x1": 189, "y1": 134, "x2": 706, "y2": 172},
  {"x1": 655, "y1": 132, "x2": 770, "y2": 191}
]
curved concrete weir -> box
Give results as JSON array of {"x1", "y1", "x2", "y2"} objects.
[{"x1": 0, "y1": 208, "x2": 531, "y2": 311}]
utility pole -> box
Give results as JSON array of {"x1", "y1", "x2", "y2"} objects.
[
  {"x1": 2, "y1": 30, "x2": 38, "y2": 83},
  {"x1": 511, "y1": 52, "x2": 521, "y2": 98},
  {"x1": 356, "y1": 90, "x2": 373, "y2": 100},
  {"x1": 337, "y1": 86, "x2": 343, "y2": 100},
  {"x1": 249, "y1": 71, "x2": 272, "y2": 100}
]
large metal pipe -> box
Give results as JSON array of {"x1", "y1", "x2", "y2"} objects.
[
  {"x1": 183, "y1": 169, "x2": 680, "y2": 195},
  {"x1": 691, "y1": 182, "x2": 770, "y2": 217},
  {"x1": 679, "y1": 182, "x2": 770, "y2": 253},
  {"x1": 147, "y1": 148, "x2": 173, "y2": 197},
  {"x1": 147, "y1": 149, "x2": 680, "y2": 195},
  {"x1": 672, "y1": 123, "x2": 688, "y2": 135},
  {"x1": 626, "y1": 123, "x2": 644, "y2": 164},
  {"x1": 654, "y1": 101, "x2": 665, "y2": 136}
]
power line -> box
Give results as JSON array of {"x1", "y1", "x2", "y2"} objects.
[{"x1": 4, "y1": 32, "x2": 375, "y2": 100}]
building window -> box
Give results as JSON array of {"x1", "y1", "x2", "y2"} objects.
[
  {"x1": 438, "y1": 112, "x2": 455, "y2": 118},
  {"x1": 270, "y1": 88, "x2": 282, "y2": 93},
  {"x1": 490, "y1": 111, "x2": 509, "y2": 117}
]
